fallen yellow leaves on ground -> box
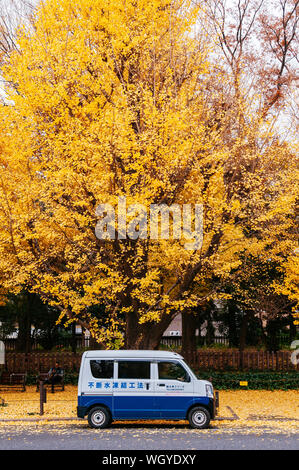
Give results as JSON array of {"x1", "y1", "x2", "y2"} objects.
[
  {"x1": 218, "y1": 390, "x2": 299, "y2": 434},
  {"x1": 0, "y1": 386, "x2": 78, "y2": 419},
  {"x1": 0, "y1": 387, "x2": 298, "y2": 435}
]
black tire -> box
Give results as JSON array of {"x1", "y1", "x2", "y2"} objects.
[
  {"x1": 188, "y1": 406, "x2": 211, "y2": 429},
  {"x1": 87, "y1": 406, "x2": 111, "y2": 429}
]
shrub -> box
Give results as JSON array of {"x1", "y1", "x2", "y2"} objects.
[{"x1": 196, "y1": 370, "x2": 299, "y2": 390}]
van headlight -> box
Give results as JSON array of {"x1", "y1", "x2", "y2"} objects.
[{"x1": 205, "y1": 384, "x2": 214, "y2": 398}]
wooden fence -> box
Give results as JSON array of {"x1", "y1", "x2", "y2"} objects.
[
  {"x1": 2, "y1": 350, "x2": 298, "y2": 373},
  {"x1": 3, "y1": 352, "x2": 82, "y2": 373},
  {"x1": 184, "y1": 350, "x2": 299, "y2": 371}
]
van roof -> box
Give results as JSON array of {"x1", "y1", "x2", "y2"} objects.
[{"x1": 83, "y1": 350, "x2": 183, "y2": 359}]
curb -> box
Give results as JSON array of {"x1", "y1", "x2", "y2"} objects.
[
  {"x1": 0, "y1": 417, "x2": 80, "y2": 422},
  {"x1": 0, "y1": 416, "x2": 239, "y2": 423}
]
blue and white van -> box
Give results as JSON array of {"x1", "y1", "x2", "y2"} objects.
[{"x1": 77, "y1": 350, "x2": 218, "y2": 429}]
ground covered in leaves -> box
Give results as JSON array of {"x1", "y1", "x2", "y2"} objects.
[{"x1": 0, "y1": 386, "x2": 298, "y2": 435}]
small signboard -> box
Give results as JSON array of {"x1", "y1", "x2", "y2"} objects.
[
  {"x1": 0, "y1": 341, "x2": 5, "y2": 365},
  {"x1": 240, "y1": 381, "x2": 248, "y2": 387}
]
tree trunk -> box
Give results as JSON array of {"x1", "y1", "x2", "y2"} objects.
[
  {"x1": 124, "y1": 310, "x2": 142, "y2": 349},
  {"x1": 89, "y1": 336, "x2": 102, "y2": 350},
  {"x1": 16, "y1": 294, "x2": 33, "y2": 353},
  {"x1": 265, "y1": 319, "x2": 279, "y2": 352},
  {"x1": 124, "y1": 310, "x2": 176, "y2": 349},
  {"x1": 289, "y1": 314, "x2": 296, "y2": 342},
  {"x1": 71, "y1": 323, "x2": 77, "y2": 353},
  {"x1": 181, "y1": 310, "x2": 197, "y2": 355},
  {"x1": 227, "y1": 303, "x2": 239, "y2": 347},
  {"x1": 239, "y1": 311, "x2": 250, "y2": 369}
]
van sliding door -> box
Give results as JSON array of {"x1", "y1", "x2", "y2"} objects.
[{"x1": 113, "y1": 360, "x2": 155, "y2": 419}]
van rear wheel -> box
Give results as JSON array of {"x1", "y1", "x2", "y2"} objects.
[
  {"x1": 88, "y1": 406, "x2": 111, "y2": 429},
  {"x1": 188, "y1": 406, "x2": 210, "y2": 429}
]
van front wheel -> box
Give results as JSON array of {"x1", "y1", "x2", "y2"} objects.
[
  {"x1": 188, "y1": 407, "x2": 210, "y2": 429},
  {"x1": 88, "y1": 406, "x2": 111, "y2": 429}
]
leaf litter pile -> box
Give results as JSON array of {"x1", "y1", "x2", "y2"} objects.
[{"x1": 0, "y1": 387, "x2": 298, "y2": 436}]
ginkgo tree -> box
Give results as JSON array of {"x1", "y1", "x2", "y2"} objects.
[{"x1": 0, "y1": 0, "x2": 297, "y2": 349}]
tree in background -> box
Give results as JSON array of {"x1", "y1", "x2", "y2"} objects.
[
  {"x1": 0, "y1": 0, "x2": 297, "y2": 349},
  {"x1": 221, "y1": 255, "x2": 296, "y2": 352},
  {"x1": 0, "y1": 291, "x2": 111, "y2": 352},
  {"x1": 0, "y1": 291, "x2": 60, "y2": 352},
  {"x1": 179, "y1": 0, "x2": 299, "y2": 351}
]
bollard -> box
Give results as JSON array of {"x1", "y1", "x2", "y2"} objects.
[
  {"x1": 215, "y1": 391, "x2": 219, "y2": 410},
  {"x1": 40, "y1": 381, "x2": 47, "y2": 415}
]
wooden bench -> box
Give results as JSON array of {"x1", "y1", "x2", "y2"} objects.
[
  {"x1": 36, "y1": 369, "x2": 65, "y2": 393},
  {"x1": 0, "y1": 371, "x2": 26, "y2": 391}
]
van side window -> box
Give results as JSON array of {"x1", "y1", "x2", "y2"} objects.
[
  {"x1": 118, "y1": 361, "x2": 150, "y2": 379},
  {"x1": 158, "y1": 361, "x2": 190, "y2": 382},
  {"x1": 90, "y1": 360, "x2": 114, "y2": 379}
]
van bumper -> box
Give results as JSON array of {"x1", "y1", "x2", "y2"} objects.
[{"x1": 77, "y1": 406, "x2": 87, "y2": 418}]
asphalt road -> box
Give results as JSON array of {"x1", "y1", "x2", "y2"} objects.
[{"x1": 0, "y1": 423, "x2": 298, "y2": 451}]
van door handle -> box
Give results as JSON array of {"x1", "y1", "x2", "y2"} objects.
[{"x1": 158, "y1": 384, "x2": 165, "y2": 387}]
